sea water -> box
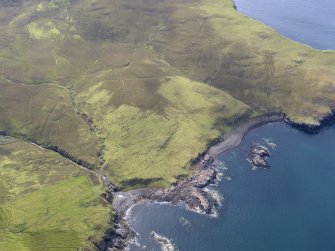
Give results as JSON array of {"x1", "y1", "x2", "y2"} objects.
[
  {"x1": 129, "y1": 123, "x2": 335, "y2": 251},
  {"x1": 234, "y1": 0, "x2": 335, "y2": 50}
]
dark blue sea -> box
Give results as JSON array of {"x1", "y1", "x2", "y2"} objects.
[
  {"x1": 128, "y1": 1, "x2": 335, "y2": 250},
  {"x1": 234, "y1": 0, "x2": 335, "y2": 50}
]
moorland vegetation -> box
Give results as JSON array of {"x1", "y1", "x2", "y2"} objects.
[{"x1": 0, "y1": 0, "x2": 335, "y2": 249}]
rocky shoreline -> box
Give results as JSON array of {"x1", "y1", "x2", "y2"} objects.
[
  {"x1": 107, "y1": 157, "x2": 223, "y2": 250},
  {"x1": 102, "y1": 115, "x2": 284, "y2": 250},
  {"x1": 103, "y1": 112, "x2": 335, "y2": 250},
  {"x1": 3, "y1": 110, "x2": 334, "y2": 251},
  {"x1": 285, "y1": 109, "x2": 335, "y2": 134}
]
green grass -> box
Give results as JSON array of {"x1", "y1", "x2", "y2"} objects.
[
  {"x1": 0, "y1": 82, "x2": 101, "y2": 166},
  {"x1": 27, "y1": 21, "x2": 61, "y2": 39},
  {"x1": 76, "y1": 76, "x2": 253, "y2": 189},
  {"x1": 0, "y1": 0, "x2": 334, "y2": 188},
  {"x1": 0, "y1": 139, "x2": 111, "y2": 251},
  {"x1": 152, "y1": 0, "x2": 335, "y2": 125},
  {"x1": 1, "y1": 177, "x2": 108, "y2": 251}
]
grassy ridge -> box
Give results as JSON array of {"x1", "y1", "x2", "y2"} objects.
[{"x1": 0, "y1": 137, "x2": 111, "y2": 251}]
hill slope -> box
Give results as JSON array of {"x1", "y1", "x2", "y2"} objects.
[
  {"x1": 1, "y1": 0, "x2": 334, "y2": 188},
  {"x1": 0, "y1": 136, "x2": 111, "y2": 251}
]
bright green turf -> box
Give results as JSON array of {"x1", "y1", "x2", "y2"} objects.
[
  {"x1": 76, "y1": 76, "x2": 252, "y2": 189},
  {"x1": 0, "y1": 138, "x2": 111, "y2": 251}
]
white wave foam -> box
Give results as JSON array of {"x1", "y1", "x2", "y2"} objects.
[
  {"x1": 179, "y1": 216, "x2": 192, "y2": 227},
  {"x1": 151, "y1": 231, "x2": 178, "y2": 251},
  {"x1": 262, "y1": 137, "x2": 277, "y2": 149}
]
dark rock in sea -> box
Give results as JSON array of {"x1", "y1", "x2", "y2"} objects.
[
  {"x1": 252, "y1": 145, "x2": 270, "y2": 157},
  {"x1": 248, "y1": 145, "x2": 271, "y2": 169}
]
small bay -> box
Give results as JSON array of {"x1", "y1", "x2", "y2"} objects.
[{"x1": 129, "y1": 123, "x2": 335, "y2": 250}]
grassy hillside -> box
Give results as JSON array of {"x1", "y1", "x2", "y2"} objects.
[
  {"x1": 149, "y1": 0, "x2": 335, "y2": 125},
  {"x1": 0, "y1": 81, "x2": 101, "y2": 166},
  {"x1": 0, "y1": 0, "x2": 255, "y2": 189},
  {"x1": 76, "y1": 75, "x2": 252, "y2": 188},
  {"x1": 0, "y1": 0, "x2": 334, "y2": 187},
  {"x1": 0, "y1": 136, "x2": 111, "y2": 251}
]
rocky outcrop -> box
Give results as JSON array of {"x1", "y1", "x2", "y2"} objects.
[
  {"x1": 114, "y1": 178, "x2": 218, "y2": 218},
  {"x1": 113, "y1": 158, "x2": 222, "y2": 215},
  {"x1": 247, "y1": 145, "x2": 271, "y2": 169},
  {"x1": 152, "y1": 168, "x2": 219, "y2": 214},
  {"x1": 151, "y1": 231, "x2": 176, "y2": 251},
  {"x1": 285, "y1": 110, "x2": 335, "y2": 134},
  {"x1": 191, "y1": 168, "x2": 217, "y2": 188},
  {"x1": 96, "y1": 212, "x2": 136, "y2": 251}
]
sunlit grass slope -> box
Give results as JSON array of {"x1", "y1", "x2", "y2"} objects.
[
  {"x1": 76, "y1": 76, "x2": 253, "y2": 189},
  {"x1": 0, "y1": 137, "x2": 111, "y2": 251},
  {"x1": 149, "y1": 0, "x2": 335, "y2": 125}
]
